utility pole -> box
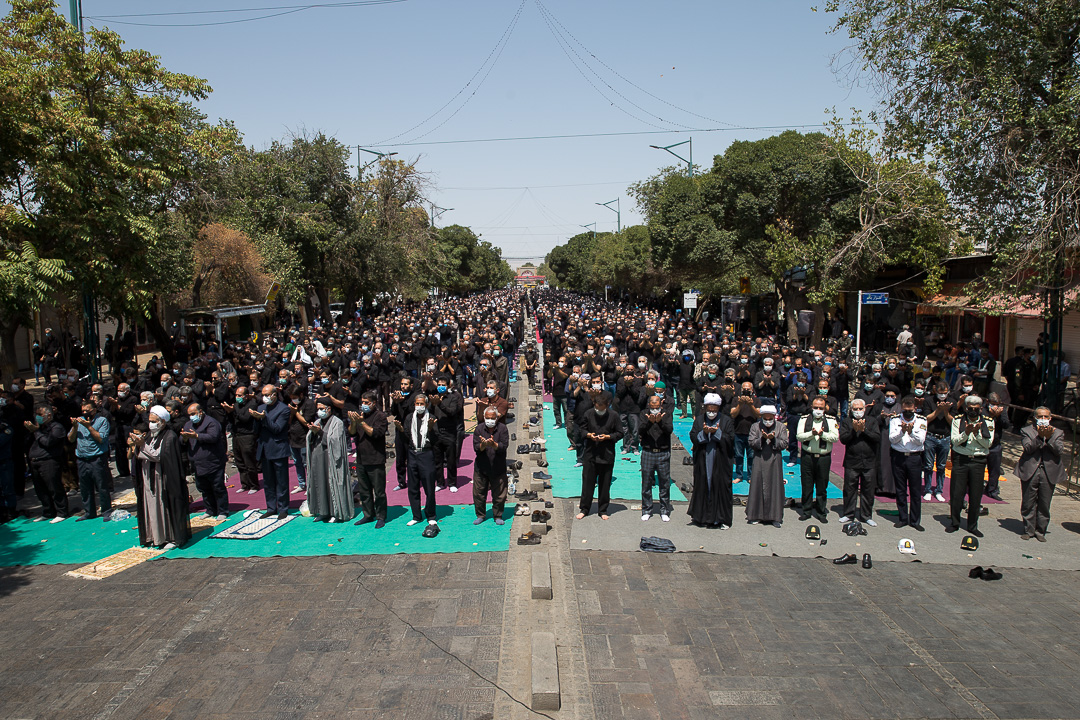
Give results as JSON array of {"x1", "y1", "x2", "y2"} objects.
[
  {"x1": 429, "y1": 204, "x2": 452, "y2": 230},
  {"x1": 66, "y1": 0, "x2": 100, "y2": 381},
  {"x1": 596, "y1": 198, "x2": 620, "y2": 232},
  {"x1": 358, "y1": 147, "x2": 397, "y2": 178},
  {"x1": 649, "y1": 136, "x2": 693, "y2": 177}
]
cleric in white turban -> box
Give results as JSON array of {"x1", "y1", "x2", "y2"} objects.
[{"x1": 130, "y1": 403, "x2": 191, "y2": 550}]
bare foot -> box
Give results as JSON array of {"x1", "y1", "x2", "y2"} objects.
[
  {"x1": 575, "y1": 513, "x2": 585, "y2": 520},
  {"x1": 600, "y1": 514, "x2": 610, "y2": 520}
]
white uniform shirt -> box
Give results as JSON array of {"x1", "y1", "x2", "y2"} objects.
[{"x1": 889, "y1": 414, "x2": 927, "y2": 452}]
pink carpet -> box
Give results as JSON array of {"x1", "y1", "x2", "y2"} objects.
[{"x1": 194, "y1": 434, "x2": 483, "y2": 513}]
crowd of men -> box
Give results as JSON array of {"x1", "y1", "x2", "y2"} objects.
[{"x1": 0, "y1": 287, "x2": 1065, "y2": 549}]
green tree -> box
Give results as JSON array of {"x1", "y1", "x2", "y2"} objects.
[
  {"x1": 0, "y1": 0, "x2": 241, "y2": 366},
  {"x1": 433, "y1": 224, "x2": 515, "y2": 294},
  {"x1": 544, "y1": 231, "x2": 602, "y2": 291},
  {"x1": 827, "y1": 0, "x2": 1080, "y2": 392}
]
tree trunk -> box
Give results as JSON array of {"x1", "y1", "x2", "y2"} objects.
[
  {"x1": 0, "y1": 320, "x2": 20, "y2": 379},
  {"x1": 143, "y1": 299, "x2": 177, "y2": 367},
  {"x1": 810, "y1": 301, "x2": 828, "y2": 350},
  {"x1": 777, "y1": 284, "x2": 800, "y2": 344}
]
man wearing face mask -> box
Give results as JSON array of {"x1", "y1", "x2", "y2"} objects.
[
  {"x1": 551, "y1": 356, "x2": 570, "y2": 429},
  {"x1": 576, "y1": 392, "x2": 622, "y2": 520},
  {"x1": 26, "y1": 405, "x2": 69, "y2": 522},
  {"x1": 404, "y1": 394, "x2": 441, "y2": 535},
  {"x1": 730, "y1": 382, "x2": 761, "y2": 484},
  {"x1": 946, "y1": 395, "x2": 994, "y2": 537},
  {"x1": 853, "y1": 375, "x2": 884, "y2": 417},
  {"x1": 428, "y1": 375, "x2": 464, "y2": 492},
  {"x1": 688, "y1": 393, "x2": 735, "y2": 528},
  {"x1": 839, "y1": 398, "x2": 880, "y2": 525},
  {"x1": 225, "y1": 386, "x2": 260, "y2": 494},
  {"x1": 639, "y1": 394, "x2": 675, "y2": 522},
  {"x1": 888, "y1": 396, "x2": 928, "y2": 531},
  {"x1": 472, "y1": 406, "x2": 509, "y2": 525},
  {"x1": 108, "y1": 382, "x2": 139, "y2": 481},
  {"x1": 796, "y1": 397, "x2": 840, "y2": 523},
  {"x1": 250, "y1": 385, "x2": 291, "y2": 520},
  {"x1": 983, "y1": 393, "x2": 1010, "y2": 501},
  {"x1": 180, "y1": 402, "x2": 228, "y2": 520},
  {"x1": 922, "y1": 380, "x2": 953, "y2": 503},
  {"x1": 68, "y1": 400, "x2": 112, "y2": 521},
  {"x1": 1015, "y1": 407, "x2": 1062, "y2": 542},
  {"x1": 349, "y1": 391, "x2": 389, "y2": 528},
  {"x1": 617, "y1": 362, "x2": 644, "y2": 454},
  {"x1": 783, "y1": 372, "x2": 812, "y2": 468},
  {"x1": 746, "y1": 405, "x2": 787, "y2": 527},
  {"x1": 390, "y1": 377, "x2": 417, "y2": 492},
  {"x1": 754, "y1": 357, "x2": 781, "y2": 403}
]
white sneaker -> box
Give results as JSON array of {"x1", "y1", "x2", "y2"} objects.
[
  {"x1": 247, "y1": 489, "x2": 257, "y2": 495},
  {"x1": 406, "y1": 519, "x2": 420, "y2": 526},
  {"x1": 162, "y1": 542, "x2": 177, "y2": 551},
  {"x1": 838, "y1": 516, "x2": 851, "y2": 523},
  {"x1": 923, "y1": 493, "x2": 932, "y2": 502},
  {"x1": 721, "y1": 524, "x2": 731, "y2": 530},
  {"x1": 449, "y1": 486, "x2": 459, "y2": 493},
  {"x1": 935, "y1": 493, "x2": 946, "y2": 503},
  {"x1": 50, "y1": 516, "x2": 65, "y2": 524},
  {"x1": 661, "y1": 514, "x2": 670, "y2": 522},
  {"x1": 864, "y1": 518, "x2": 877, "y2": 527},
  {"x1": 641, "y1": 514, "x2": 651, "y2": 521}
]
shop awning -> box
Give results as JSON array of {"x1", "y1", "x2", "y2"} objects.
[
  {"x1": 917, "y1": 286, "x2": 1075, "y2": 318},
  {"x1": 917, "y1": 292, "x2": 977, "y2": 315}
]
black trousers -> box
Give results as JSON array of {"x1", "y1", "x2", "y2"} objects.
[
  {"x1": 114, "y1": 425, "x2": 131, "y2": 478},
  {"x1": 394, "y1": 426, "x2": 408, "y2": 487},
  {"x1": 31, "y1": 457, "x2": 69, "y2": 518},
  {"x1": 434, "y1": 433, "x2": 461, "y2": 488},
  {"x1": 261, "y1": 456, "x2": 290, "y2": 515},
  {"x1": 842, "y1": 466, "x2": 877, "y2": 522},
  {"x1": 232, "y1": 433, "x2": 259, "y2": 491},
  {"x1": 579, "y1": 459, "x2": 614, "y2": 516},
  {"x1": 950, "y1": 454, "x2": 986, "y2": 531},
  {"x1": 984, "y1": 446, "x2": 1002, "y2": 496},
  {"x1": 473, "y1": 469, "x2": 507, "y2": 519},
  {"x1": 406, "y1": 449, "x2": 438, "y2": 521},
  {"x1": 800, "y1": 453, "x2": 831, "y2": 516},
  {"x1": 356, "y1": 463, "x2": 387, "y2": 521},
  {"x1": 890, "y1": 450, "x2": 922, "y2": 526},
  {"x1": 195, "y1": 469, "x2": 229, "y2": 517}
]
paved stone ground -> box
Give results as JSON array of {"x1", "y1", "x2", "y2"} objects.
[
  {"x1": 0, "y1": 554, "x2": 506, "y2": 720},
  {"x1": 572, "y1": 550, "x2": 1080, "y2": 720}
]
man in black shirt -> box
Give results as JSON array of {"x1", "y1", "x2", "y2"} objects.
[
  {"x1": 26, "y1": 404, "x2": 69, "y2": 521},
  {"x1": 350, "y1": 391, "x2": 388, "y2": 527},
  {"x1": 226, "y1": 385, "x2": 260, "y2": 493},
  {"x1": 839, "y1": 398, "x2": 880, "y2": 525},
  {"x1": 638, "y1": 394, "x2": 674, "y2": 521},
  {"x1": 472, "y1": 405, "x2": 509, "y2": 525},
  {"x1": 730, "y1": 382, "x2": 761, "y2": 484},
  {"x1": 921, "y1": 380, "x2": 952, "y2": 503},
  {"x1": 576, "y1": 392, "x2": 622, "y2": 520}
]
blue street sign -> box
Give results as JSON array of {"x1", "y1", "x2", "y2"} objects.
[{"x1": 861, "y1": 292, "x2": 889, "y2": 305}]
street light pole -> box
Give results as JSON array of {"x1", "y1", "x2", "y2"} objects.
[
  {"x1": 596, "y1": 199, "x2": 620, "y2": 232},
  {"x1": 649, "y1": 137, "x2": 693, "y2": 177},
  {"x1": 358, "y1": 147, "x2": 397, "y2": 178},
  {"x1": 430, "y1": 204, "x2": 453, "y2": 230}
]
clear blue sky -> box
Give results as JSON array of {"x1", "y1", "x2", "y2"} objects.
[{"x1": 10, "y1": 0, "x2": 879, "y2": 261}]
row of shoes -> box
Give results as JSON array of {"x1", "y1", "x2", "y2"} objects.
[{"x1": 832, "y1": 553, "x2": 873, "y2": 569}]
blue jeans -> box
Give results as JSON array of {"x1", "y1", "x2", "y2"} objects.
[
  {"x1": 290, "y1": 446, "x2": 307, "y2": 488},
  {"x1": 922, "y1": 434, "x2": 950, "y2": 494},
  {"x1": 734, "y1": 433, "x2": 754, "y2": 482}
]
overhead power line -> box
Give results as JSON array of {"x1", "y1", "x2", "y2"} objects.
[
  {"x1": 84, "y1": 0, "x2": 404, "y2": 27},
  {"x1": 363, "y1": 122, "x2": 876, "y2": 147}
]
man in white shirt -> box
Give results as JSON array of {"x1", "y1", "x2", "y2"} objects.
[{"x1": 889, "y1": 395, "x2": 927, "y2": 532}]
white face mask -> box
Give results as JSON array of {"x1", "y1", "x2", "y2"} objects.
[
  {"x1": 1036, "y1": 417, "x2": 1050, "y2": 427},
  {"x1": 148, "y1": 421, "x2": 162, "y2": 433},
  {"x1": 812, "y1": 409, "x2": 824, "y2": 419},
  {"x1": 761, "y1": 418, "x2": 775, "y2": 427},
  {"x1": 852, "y1": 409, "x2": 865, "y2": 419},
  {"x1": 118, "y1": 391, "x2": 128, "y2": 399},
  {"x1": 706, "y1": 411, "x2": 718, "y2": 420},
  {"x1": 415, "y1": 406, "x2": 426, "y2": 415},
  {"x1": 262, "y1": 395, "x2": 273, "y2": 404},
  {"x1": 649, "y1": 408, "x2": 660, "y2": 415},
  {"x1": 486, "y1": 388, "x2": 496, "y2": 397},
  {"x1": 484, "y1": 418, "x2": 497, "y2": 428},
  {"x1": 317, "y1": 409, "x2": 329, "y2": 419}
]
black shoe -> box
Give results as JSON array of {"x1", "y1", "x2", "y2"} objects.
[
  {"x1": 354, "y1": 516, "x2": 375, "y2": 526},
  {"x1": 76, "y1": 514, "x2": 97, "y2": 522},
  {"x1": 260, "y1": 510, "x2": 276, "y2": 519},
  {"x1": 537, "y1": 459, "x2": 548, "y2": 467},
  {"x1": 970, "y1": 528, "x2": 983, "y2": 538},
  {"x1": 516, "y1": 490, "x2": 539, "y2": 501},
  {"x1": 861, "y1": 553, "x2": 872, "y2": 569},
  {"x1": 910, "y1": 523, "x2": 924, "y2": 532},
  {"x1": 968, "y1": 565, "x2": 984, "y2": 579},
  {"x1": 832, "y1": 553, "x2": 858, "y2": 565},
  {"x1": 511, "y1": 433, "x2": 517, "y2": 441},
  {"x1": 981, "y1": 567, "x2": 1002, "y2": 581},
  {"x1": 988, "y1": 492, "x2": 1002, "y2": 501},
  {"x1": 531, "y1": 510, "x2": 551, "y2": 523},
  {"x1": 681, "y1": 456, "x2": 693, "y2": 465},
  {"x1": 517, "y1": 531, "x2": 541, "y2": 545},
  {"x1": 533, "y1": 471, "x2": 552, "y2": 480},
  {"x1": 374, "y1": 519, "x2": 385, "y2": 529},
  {"x1": 545, "y1": 500, "x2": 554, "y2": 508},
  {"x1": 945, "y1": 525, "x2": 958, "y2": 533},
  {"x1": 422, "y1": 523, "x2": 439, "y2": 538},
  {"x1": 798, "y1": 513, "x2": 810, "y2": 522},
  {"x1": 979, "y1": 506, "x2": 989, "y2": 516},
  {"x1": 818, "y1": 515, "x2": 829, "y2": 524},
  {"x1": 894, "y1": 521, "x2": 907, "y2": 528},
  {"x1": 278, "y1": 512, "x2": 289, "y2": 520}
]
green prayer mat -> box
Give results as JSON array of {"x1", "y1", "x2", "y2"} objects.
[
  {"x1": 159, "y1": 504, "x2": 512, "y2": 560},
  {"x1": 541, "y1": 404, "x2": 686, "y2": 502},
  {"x1": 0, "y1": 515, "x2": 142, "y2": 566}
]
